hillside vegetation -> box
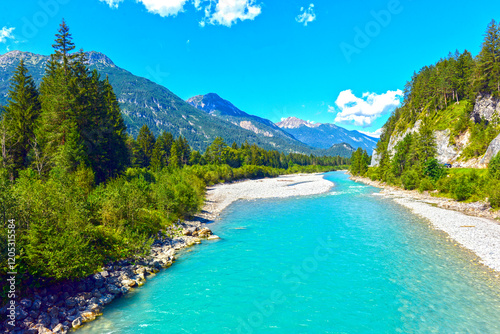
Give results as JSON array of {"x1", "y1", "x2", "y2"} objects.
[
  {"x1": 0, "y1": 21, "x2": 349, "y2": 293},
  {"x1": 352, "y1": 20, "x2": 500, "y2": 206}
]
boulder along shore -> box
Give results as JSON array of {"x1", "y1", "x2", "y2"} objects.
[
  {"x1": 1, "y1": 173, "x2": 333, "y2": 334},
  {"x1": 350, "y1": 175, "x2": 500, "y2": 273}
]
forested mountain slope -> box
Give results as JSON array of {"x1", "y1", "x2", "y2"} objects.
[
  {"x1": 0, "y1": 51, "x2": 352, "y2": 156},
  {"x1": 372, "y1": 20, "x2": 500, "y2": 169}
]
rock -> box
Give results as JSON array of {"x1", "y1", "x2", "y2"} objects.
[
  {"x1": 16, "y1": 307, "x2": 28, "y2": 320},
  {"x1": 98, "y1": 294, "x2": 114, "y2": 305},
  {"x1": 37, "y1": 326, "x2": 53, "y2": 334},
  {"x1": 106, "y1": 284, "x2": 121, "y2": 295},
  {"x1": 197, "y1": 228, "x2": 212, "y2": 238},
  {"x1": 182, "y1": 228, "x2": 192, "y2": 236},
  {"x1": 481, "y1": 132, "x2": 500, "y2": 165},
  {"x1": 30, "y1": 309, "x2": 40, "y2": 319},
  {"x1": 51, "y1": 324, "x2": 65, "y2": 334},
  {"x1": 387, "y1": 120, "x2": 422, "y2": 155},
  {"x1": 370, "y1": 149, "x2": 380, "y2": 167},
  {"x1": 47, "y1": 307, "x2": 59, "y2": 319},
  {"x1": 93, "y1": 274, "x2": 105, "y2": 288},
  {"x1": 207, "y1": 235, "x2": 220, "y2": 240},
  {"x1": 92, "y1": 289, "x2": 102, "y2": 298},
  {"x1": 71, "y1": 317, "x2": 82, "y2": 328},
  {"x1": 120, "y1": 286, "x2": 130, "y2": 295},
  {"x1": 434, "y1": 129, "x2": 460, "y2": 164},
  {"x1": 20, "y1": 299, "x2": 33, "y2": 309},
  {"x1": 38, "y1": 313, "x2": 51, "y2": 327},
  {"x1": 80, "y1": 311, "x2": 96, "y2": 323},
  {"x1": 100, "y1": 271, "x2": 109, "y2": 278},
  {"x1": 471, "y1": 92, "x2": 500, "y2": 123},
  {"x1": 87, "y1": 303, "x2": 102, "y2": 314},
  {"x1": 121, "y1": 279, "x2": 137, "y2": 288},
  {"x1": 32, "y1": 300, "x2": 42, "y2": 310}
]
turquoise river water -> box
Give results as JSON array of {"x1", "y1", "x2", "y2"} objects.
[{"x1": 80, "y1": 171, "x2": 500, "y2": 333}]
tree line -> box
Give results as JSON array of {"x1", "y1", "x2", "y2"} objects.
[
  {"x1": 0, "y1": 21, "x2": 348, "y2": 289},
  {"x1": 348, "y1": 20, "x2": 500, "y2": 207}
]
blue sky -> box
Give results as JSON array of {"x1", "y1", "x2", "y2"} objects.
[{"x1": 1, "y1": 0, "x2": 499, "y2": 137}]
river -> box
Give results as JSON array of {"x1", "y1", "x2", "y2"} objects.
[{"x1": 80, "y1": 171, "x2": 500, "y2": 333}]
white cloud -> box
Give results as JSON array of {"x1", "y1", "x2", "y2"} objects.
[
  {"x1": 0, "y1": 27, "x2": 15, "y2": 44},
  {"x1": 137, "y1": 0, "x2": 189, "y2": 17},
  {"x1": 359, "y1": 128, "x2": 383, "y2": 138},
  {"x1": 100, "y1": 0, "x2": 124, "y2": 8},
  {"x1": 295, "y1": 4, "x2": 316, "y2": 26},
  {"x1": 331, "y1": 89, "x2": 403, "y2": 127},
  {"x1": 200, "y1": 0, "x2": 262, "y2": 27}
]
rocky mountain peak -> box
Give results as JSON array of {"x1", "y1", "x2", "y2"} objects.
[
  {"x1": 85, "y1": 51, "x2": 115, "y2": 68},
  {"x1": 186, "y1": 93, "x2": 247, "y2": 117},
  {"x1": 276, "y1": 117, "x2": 321, "y2": 129},
  {"x1": 0, "y1": 50, "x2": 47, "y2": 68}
]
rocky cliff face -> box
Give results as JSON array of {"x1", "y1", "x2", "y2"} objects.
[{"x1": 471, "y1": 93, "x2": 500, "y2": 123}]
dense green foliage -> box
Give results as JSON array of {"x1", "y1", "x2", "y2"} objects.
[
  {"x1": 349, "y1": 148, "x2": 370, "y2": 176},
  {"x1": 0, "y1": 22, "x2": 349, "y2": 292},
  {"x1": 375, "y1": 20, "x2": 500, "y2": 166},
  {"x1": 361, "y1": 20, "x2": 500, "y2": 206}
]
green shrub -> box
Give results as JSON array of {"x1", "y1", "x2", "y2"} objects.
[
  {"x1": 418, "y1": 177, "x2": 434, "y2": 192},
  {"x1": 423, "y1": 158, "x2": 446, "y2": 181},
  {"x1": 489, "y1": 188, "x2": 500, "y2": 209},
  {"x1": 436, "y1": 176, "x2": 452, "y2": 193},
  {"x1": 489, "y1": 153, "x2": 500, "y2": 180},
  {"x1": 450, "y1": 175, "x2": 474, "y2": 201},
  {"x1": 402, "y1": 169, "x2": 420, "y2": 190}
]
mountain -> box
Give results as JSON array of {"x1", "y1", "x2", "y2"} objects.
[
  {"x1": 276, "y1": 117, "x2": 378, "y2": 153},
  {"x1": 187, "y1": 93, "x2": 296, "y2": 140},
  {"x1": 0, "y1": 50, "x2": 354, "y2": 157}
]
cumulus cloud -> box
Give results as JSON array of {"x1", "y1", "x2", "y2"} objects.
[
  {"x1": 136, "y1": 0, "x2": 189, "y2": 17},
  {"x1": 359, "y1": 128, "x2": 383, "y2": 138},
  {"x1": 199, "y1": 0, "x2": 261, "y2": 27},
  {"x1": 295, "y1": 4, "x2": 316, "y2": 26},
  {"x1": 331, "y1": 89, "x2": 403, "y2": 127},
  {"x1": 0, "y1": 27, "x2": 15, "y2": 44},
  {"x1": 99, "y1": 0, "x2": 124, "y2": 8}
]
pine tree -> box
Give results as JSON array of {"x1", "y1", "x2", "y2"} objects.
[
  {"x1": 39, "y1": 20, "x2": 84, "y2": 172},
  {"x1": 2, "y1": 60, "x2": 41, "y2": 177},
  {"x1": 136, "y1": 125, "x2": 155, "y2": 167},
  {"x1": 169, "y1": 142, "x2": 180, "y2": 168},
  {"x1": 476, "y1": 20, "x2": 500, "y2": 96},
  {"x1": 150, "y1": 140, "x2": 165, "y2": 172}
]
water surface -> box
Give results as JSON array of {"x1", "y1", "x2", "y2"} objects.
[{"x1": 81, "y1": 172, "x2": 500, "y2": 333}]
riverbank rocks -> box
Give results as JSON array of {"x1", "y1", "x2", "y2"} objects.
[
  {"x1": 0, "y1": 221, "x2": 214, "y2": 333},
  {"x1": 197, "y1": 228, "x2": 212, "y2": 238},
  {"x1": 207, "y1": 235, "x2": 221, "y2": 240}
]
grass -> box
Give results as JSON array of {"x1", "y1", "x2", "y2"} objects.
[
  {"x1": 448, "y1": 168, "x2": 488, "y2": 177},
  {"x1": 429, "y1": 100, "x2": 471, "y2": 131}
]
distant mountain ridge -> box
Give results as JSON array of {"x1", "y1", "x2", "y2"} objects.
[
  {"x1": 187, "y1": 93, "x2": 295, "y2": 140},
  {"x1": 276, "y1": 117, "x2": 378, "y2": 153},
  {"x1": 0, "y1": 50, "x2": 355, "y2": 157}
]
